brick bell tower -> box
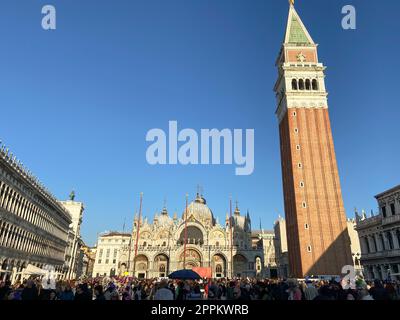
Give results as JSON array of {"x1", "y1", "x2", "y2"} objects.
[{"x1": 274, "y1": 1, "x2": 352, "y2": 278}]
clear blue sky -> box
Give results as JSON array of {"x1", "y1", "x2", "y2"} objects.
[{"x1": 0, "y1": 0, "x2": 399, "y2": 246}]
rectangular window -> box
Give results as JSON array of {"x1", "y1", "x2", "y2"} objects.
[
  {"x1": 114, "y1": 249, "x2": 118, "y2": 258},
  {"x1": 106, "y1": 249, "x2": 110, "y2": 257},
  {"x1": 390, "y1": 203, "x2": 396, "y2": 216},
  {"x1": 249, "y1": 262, "x2": 255, "y2": 270},
  {"x1": 105, "y1": 259, "x2": 109, "y2": 264},
  {"x1": 99, "y1": 249, "x2": 103, "y2": 257},
  {"x1": 98, "y1": 259, "x2": 101, "y2": 264},
  {"x1": 382, "y1": 206, "x2": 387, "y2": 218},
  {"x1": 113, "y1": 259, "x2": 116, "y2": 264}
]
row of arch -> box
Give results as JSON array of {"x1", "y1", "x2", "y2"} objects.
[
  {"x1": 362, "y1": 230, "x2": 400, "y2": 254},
  {"x1": 364, "y1": 264, "x2": 400, "y2": 281},
  {"x1": 291, "y1": 79, "x2": 319, "y2": 91},
  {"x1": 0, "y1": 219, "x2": 65, "y2": 262},
  {"x1": 137, "y1": 225, "x2": 251, "y2": 249},
  {"x1": 0, "y1": 258, "x2": 65, "y2": 282},
  {"x1": 0, "y1": 180, "x2": 67, "y2": 239},
  {"x1": 123, "y1": 251, "x2": 262, "y2": 278}
]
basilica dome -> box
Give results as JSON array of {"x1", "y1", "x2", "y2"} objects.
[
  {"x1": 182, "y1": 194, "x2": 215, "y2": 227},
  {"x1": 154, "y1": 207, "x2": 173, "y2": 227}
]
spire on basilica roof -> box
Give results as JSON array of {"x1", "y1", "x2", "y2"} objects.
[
  {"x1": 234, "y1": 201, "x2": 240, "y2": 216},
  {"x1": 161, "y1": 206, "x2": 168, "y2": 216}
]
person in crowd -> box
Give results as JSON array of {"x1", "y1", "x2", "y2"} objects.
[
  {"x1": 187, "y1": 283, "x2": 202, "y2": 300},
  {"x1": 303, "y1": 280, "x2": 319, "y2": 300},
  {"x1": 94, "y1": 285, "x2": 105, "y2": 300},
  {"x1": 0, "y1": 274, "x2": 399, "y2": 301},
  {"x1": 59, "y1": 283, "x2": 74, "y2": 301},
  {"x1": 207, "y1": 281, "x2": 218, "y2": 300},
  {"x1": 154, "y1": 280, "x2": 174, "y2": 300},
  {"x1": 74, "y1": 283, "x2": 91, "y2": 301},
  {"x1": 369, "y1": 280, "x2": 389, "y2": 300},
  {"x1": 21, "y1": 279, "x2": 38, "y2": 300},
  {"x1": 0, "y1": 280, "x2": 12, "y2": 300},
  {"x1": 287, "y1": 281, "x2": 302, "y2": 300},
  {"x1": 49, "y1": 290, "x2": 58, "y2": 300}
]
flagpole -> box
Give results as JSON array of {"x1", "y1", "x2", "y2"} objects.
[
  {"x1": 183, "y1": 193, "x2": 188, "y2": 269},
  {"x1": 127, "y1": 216, "x2": 133, "y2": 274},
  {"x1": 133, "y1": 192, "x2": 143, "y2": 277},
  {"x1": 230, "y1": 196, "x2": 233, "y2": 279}
]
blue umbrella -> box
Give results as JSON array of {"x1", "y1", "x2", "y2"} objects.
[{"x1": 168, "y1": 269, "x2": 201, "y2": 280}]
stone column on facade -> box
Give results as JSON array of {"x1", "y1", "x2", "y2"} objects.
[
  {"x1": 391, "y1": 230, "x2": 400, "y2": 250},
  {"x1": 148, "y1": 260, "x2": 154, "y2": 278},
  {"x1": 359, "y1": 237, "x2": 364, "y2": 254},
  {"x1": 172, "y1": 259, "x2": 179, "y2": 273},
  {"x1": 381, "y1": 265, "x2": 388, "y2": 280},
  {"x1": 382, "y1": 233, "x2": 389, "y2": 251},
  {"x1": 364, "y1": 266, "x2": 371, "y2": 280},
  {"x1": 374, "y1": 234, "x2": 382, "y2": 252},
  {"x1": 369, "y1": 236, "x2": 377, "y2": 253},
  {"x1": 388, "y1": 264, "x2": 394, "y2": 279},
  {"x1": 0, "y1": 224, "x2": 6, "y2": 245},
  {"x1": 3, "y1": 224, "x2": 10, "y2": 247},
  {"x1": 372, "y1": 266, "x2": 379, "y2": 280}
]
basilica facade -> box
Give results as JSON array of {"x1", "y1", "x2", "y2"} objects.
[{"x1": 117, "y1": 193, "x2": 264, "y2": 279}]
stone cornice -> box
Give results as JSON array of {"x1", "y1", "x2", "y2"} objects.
[{"x1": 0, "y1": 149, "x2": 71, "y2": 225}]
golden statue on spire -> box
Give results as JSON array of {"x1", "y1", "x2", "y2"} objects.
[{"x1": 289, "y1": 0, "x2": 295, "y2": 6}]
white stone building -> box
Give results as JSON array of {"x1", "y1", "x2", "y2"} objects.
[
  {"x1": 252, "y1": 230, "x2": 277, "y2": 278},
  {"x1": 347, "y1": 218, "x2": 362, "y2": 275},
  {"x1": 92, "y1": 232, "x2": 131, "y2": 277},
  {"x1": 59, "y1": 199, "x2": 85, "y2": 279},
  {"x1": 356, "y1": 185, "x2": 400, "y2": 280},
  {"x1": 0, "y1": 142, "x2": 72, "y2": 281}
]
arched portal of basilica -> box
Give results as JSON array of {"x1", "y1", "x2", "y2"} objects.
[
  {"x1": 119, "y1": 193, "x2": 264, "y2": 279},
  {"x1": 179, "y1": 248, "x2": 202, "y2": 270}
]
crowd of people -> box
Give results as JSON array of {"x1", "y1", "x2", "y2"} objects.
[{"x1": 0, "y1": 276, "x2": 400, "y2": 301}]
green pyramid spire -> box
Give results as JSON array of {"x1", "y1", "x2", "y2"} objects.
[
  {"x1": 284, "y1": 5, "x2": 314, "y2": 45},
  {"x1": 288, "y1": 15, "x2": 310, "y2": 44}
]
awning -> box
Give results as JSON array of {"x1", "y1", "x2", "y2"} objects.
[
  {"x1": 192, "y1": 267, "x2": 212, "y2": 279},
  {"x1": 22, "y1": 264, "x2": 48, "y2": 276}
]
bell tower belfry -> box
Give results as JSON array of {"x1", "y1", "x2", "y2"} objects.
[{"x1": 274, "y1": 2, "x2": 352, "y2": 277}]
